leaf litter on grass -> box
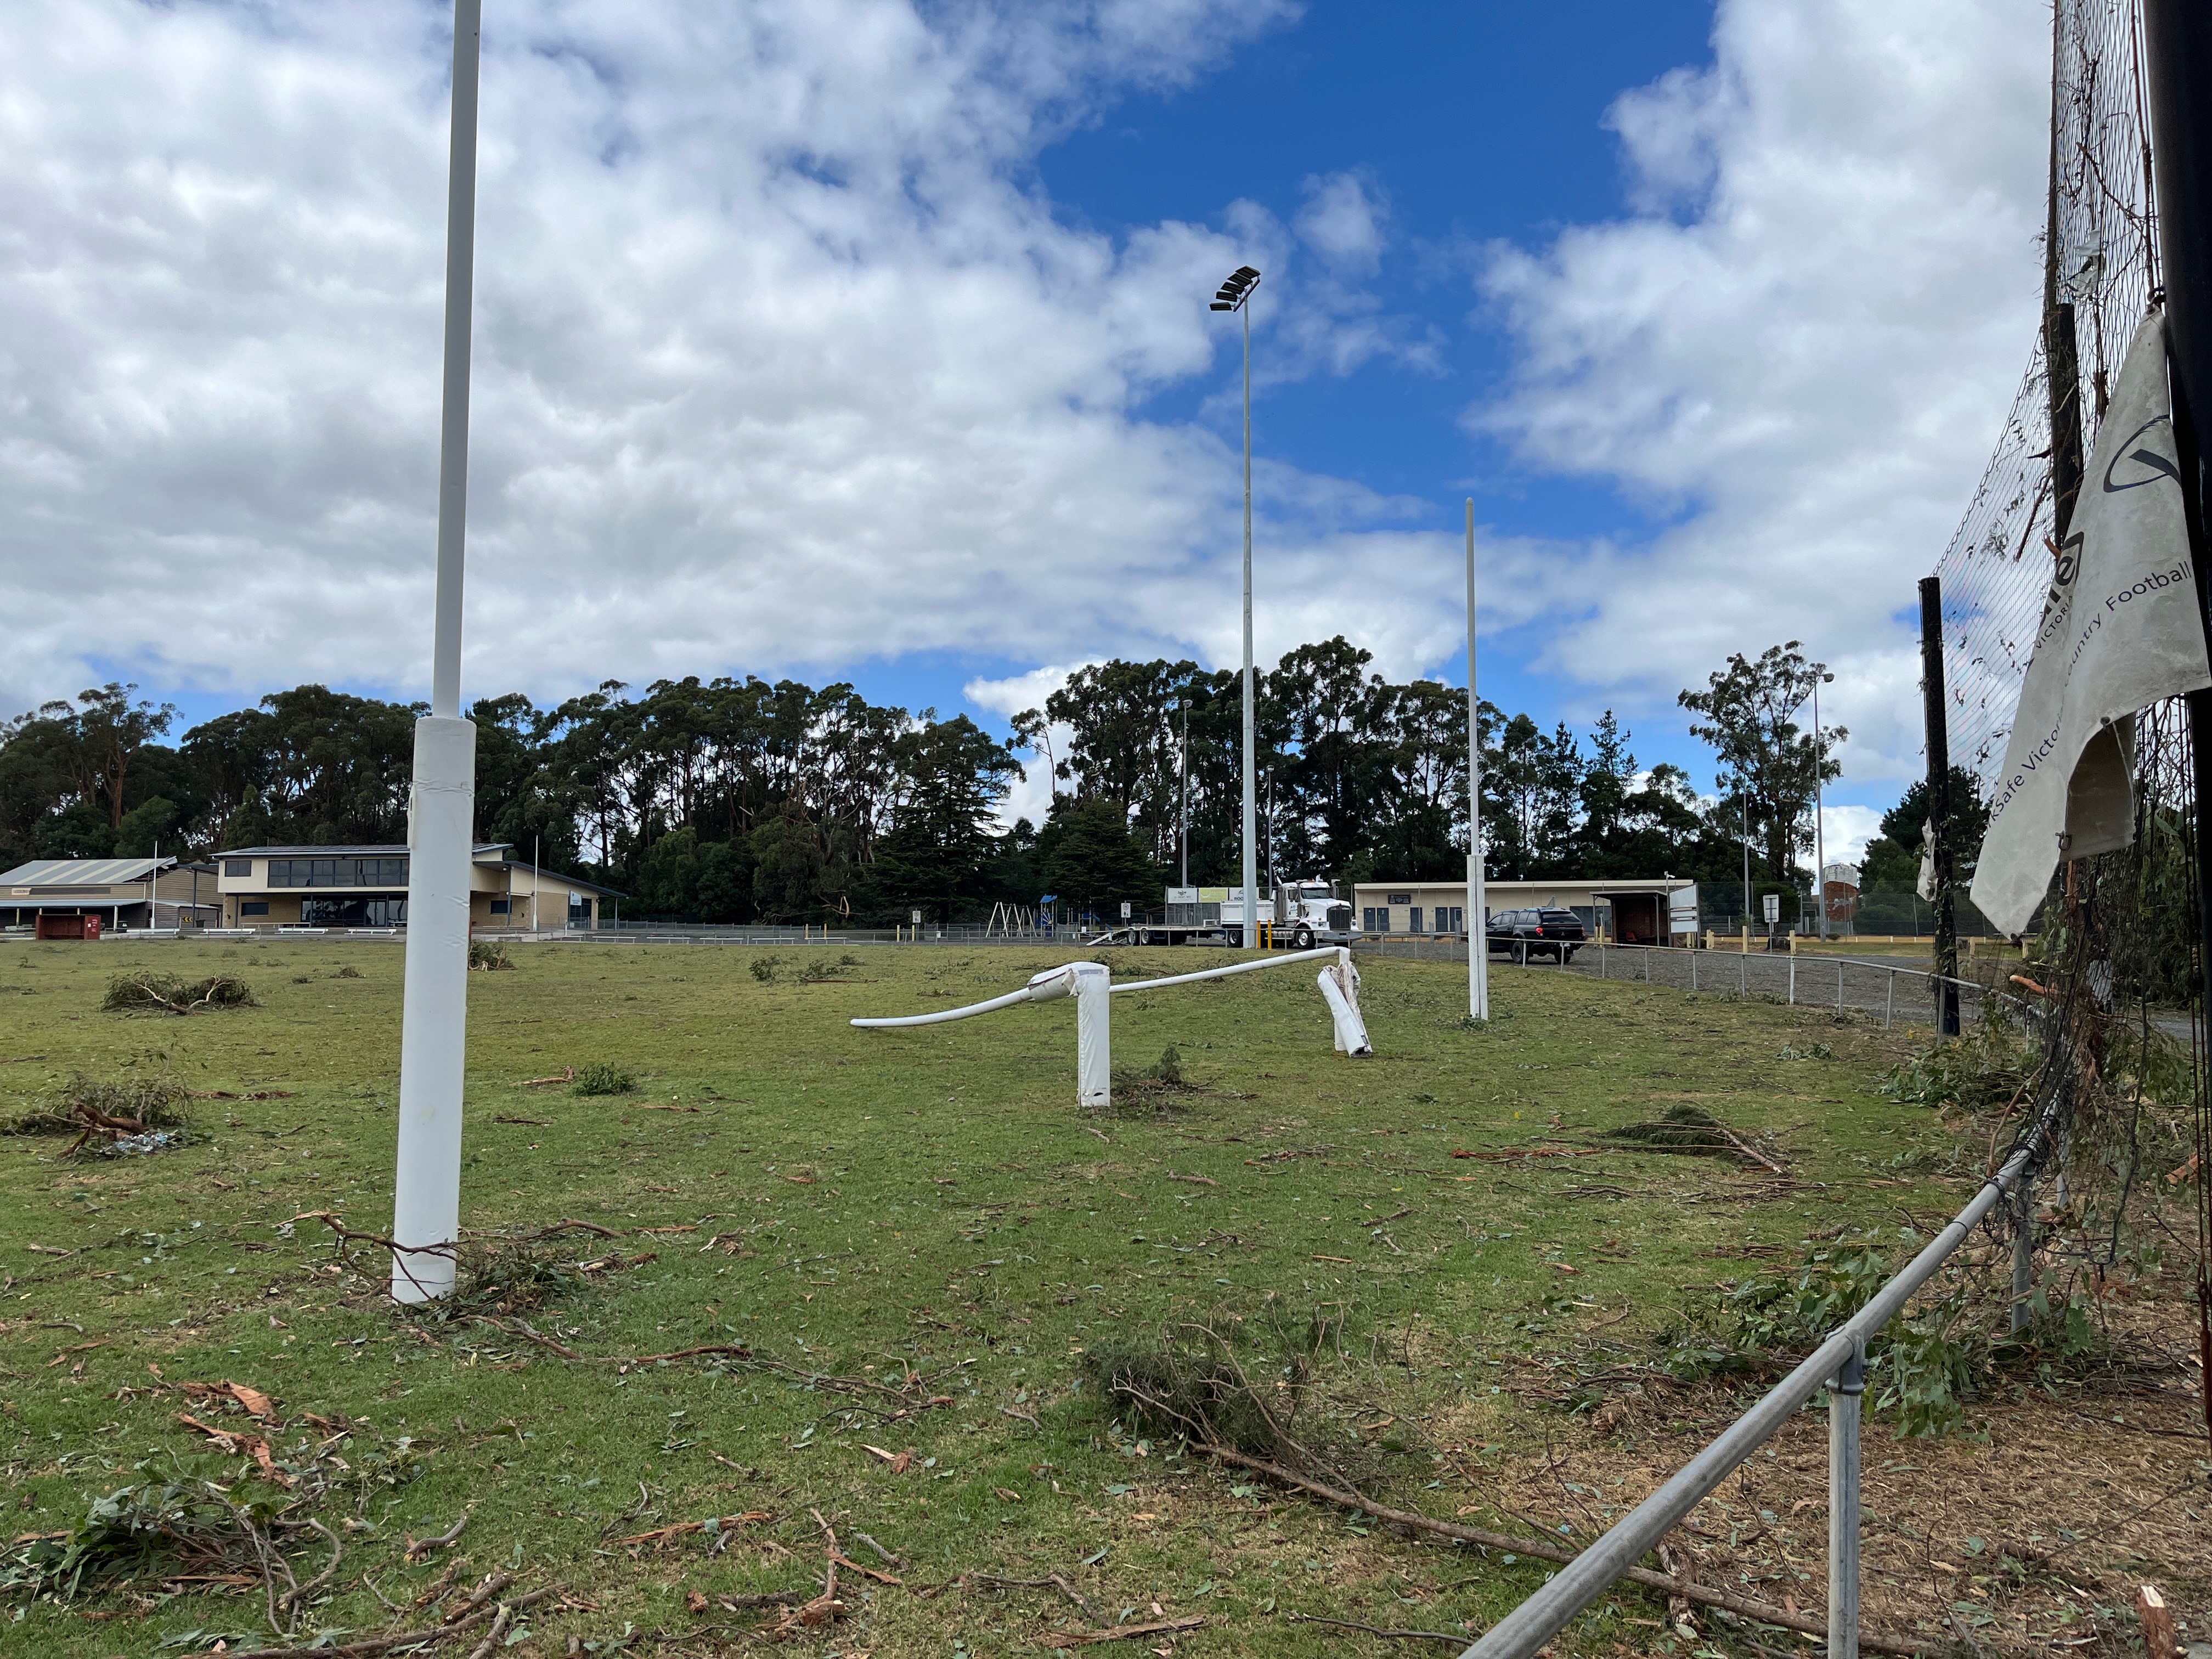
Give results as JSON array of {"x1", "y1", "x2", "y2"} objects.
[{"x1": 1, "y1": 941, "x2": 2202, "y2": 1656}]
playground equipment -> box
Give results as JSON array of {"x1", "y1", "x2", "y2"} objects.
[{"x1": 850, "y1": 946, "x2": 1371, "y2": 1111}]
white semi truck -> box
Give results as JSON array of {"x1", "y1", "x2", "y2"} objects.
[{"x1": 1127, "y1": 882, "x2": 1356, "y2": 949}]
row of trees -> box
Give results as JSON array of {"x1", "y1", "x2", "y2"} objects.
[{"x1": 0, "y1": 639, "x2": 1885, "y2": 924}]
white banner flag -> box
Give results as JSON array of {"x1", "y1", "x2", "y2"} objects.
[{"x1": 1971, "y1": 311, "x2": 2211, "y2": 935}]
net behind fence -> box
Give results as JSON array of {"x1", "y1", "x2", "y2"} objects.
[{"x1": 1936, "y1": 0, "x2": 2159, "y2": 798}]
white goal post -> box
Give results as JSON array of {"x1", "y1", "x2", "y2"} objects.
[{"x1": 850, "y1": 946, "x2": 1372, "y2": 1111}]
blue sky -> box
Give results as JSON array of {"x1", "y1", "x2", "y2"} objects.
[{"x1": 2, "y1": 0, "x2": 2053, "y2": 859}]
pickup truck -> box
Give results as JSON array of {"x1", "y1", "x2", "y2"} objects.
[{"x1": 1485, "y1": 907, "x2": 1587, "y2": 963}]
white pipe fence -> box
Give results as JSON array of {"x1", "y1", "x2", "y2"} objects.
[{"x1": 850, "y1": 946, "x2": 1370, "y2": 1109}]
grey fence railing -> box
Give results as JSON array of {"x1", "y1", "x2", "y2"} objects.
[
  {"x1": 1458, "y1": 1096, "x2": 2055, "y2": 1659},
  {"x1": 1435, "y1": 943, "x2": 2049, "y2": 1658},
  {"x1": 1351, "y1": 936, "x2": 1999, "y2": 1030},
  {"x1": 1572, "y1": 940, "x2": 1994, "y2": 1030}
]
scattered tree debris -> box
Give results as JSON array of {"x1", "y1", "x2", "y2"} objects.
[
  {"x1": 101, "y1": 972, "x2": 258, "y2": 1014},
  {"x1": 1598, "y1": 1105, "x2": 1785, "y2": 1172}
]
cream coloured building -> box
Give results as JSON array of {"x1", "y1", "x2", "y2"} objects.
[
  {"x1": 1351, "y1": 877, "x2": 1700, "y2": 945},
  {"x1": 214, "y1": 845, "x2": 620, "y2": 931}
]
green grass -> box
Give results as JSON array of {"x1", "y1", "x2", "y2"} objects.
[{"x1": 0, "y1": 938, "x2": 1954, "y2": 1655}]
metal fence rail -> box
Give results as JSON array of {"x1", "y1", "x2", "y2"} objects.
[
  {"x1": 1460, "y1": 1097, "x2": 2056, "y2": 1659},
  {"x1": 1574, "y1": 941, "x2": 1995, "y2": 1029},
  {"x1": 1350, "y1": 937, "x2": 2000, "y2": 1030}
]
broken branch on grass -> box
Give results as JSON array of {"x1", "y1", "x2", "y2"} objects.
[
  {"x1": 962, "y1": 1570, "x2": 1099, "y2": 1621},
  {"x1": 613, "y1": 1511, "x2": 770, "y2": 1549},
  {"x1": 850, "y1": 1530, "x2": 900, "y2": 1567},
  {"x1": 1040, "y1": 1615, "x2": 1207, "y2": 1647},
  {"x1": 1185, "y1": 1443, "x2": 1934, "y2": 1656},
  {"x1": 1288, "y1": 1613, "x2": 1469, "y2": 1644},
  {"x1": 223, "y1": 1583, "x2": 561, "y2": 1659},
  {"x1": 405, "y1": 1513, "x2": 470, "y2": 1560}
]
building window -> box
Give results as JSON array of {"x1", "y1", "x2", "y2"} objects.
[
  {"x1": 299, "y1": 896, "x2": 408, "y2": 927},
  {"x1": 568, "y1": 895, "x2": 592, "y2": 923},
  {"x1": 1361, "y1": 907, "x2": 1388, "y2": 934},
  {"x1": 268, "y1": 857, "x2": 409, "y2": 889},
  {"x1": 489, "y1": 898, "x2": 511, "y2": 915},
  {"x1": 224, "y1": 859, "x2": 253, "y2": 877},
  {"x1": 240, "y1": 901, "x2": 269, "y2": 917},
  {"x1": 1409, "y1": 907, "x2": 1424, "y2": 934}
]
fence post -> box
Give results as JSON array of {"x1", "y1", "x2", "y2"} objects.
[
  {"x1": 1884, "y1": 970, "x2": 1894, "y2": 1030},
  {"x1": 1789, "y1": 955, "x2": 1796, "y2": 1005},
  {"x1": 1643, "y1": 948, "x2": 1650, "y2": 984},
  {"x1": 1837, "y1": 961, "x2": 1845, "y2": 1017},
  {"x1": 1827, "y1": 1338, "x2": 1867, "y2": 1659},
  {"x1": 1740, "y1": 951, "x2": 1746, "y2": 999},
  {"x1": 1691, "y1": 950, "x2": 1698, "y2": 992},
  {"x1": 2010, "y1": 1177, "x2": 2035, "y2": 1334}
]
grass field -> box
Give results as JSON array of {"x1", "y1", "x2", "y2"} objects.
[{"x1": 0, "y1": 939, "x2": 2199, "y2": 1656}]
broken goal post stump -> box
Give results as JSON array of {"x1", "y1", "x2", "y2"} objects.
[{"x1": 850, "y1": 945, "x2": 1371, "y2": 1112}]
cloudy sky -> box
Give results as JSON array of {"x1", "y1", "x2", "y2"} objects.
[{"x1": 1, "y1": 0, "x2": 2049, "y2": 856}]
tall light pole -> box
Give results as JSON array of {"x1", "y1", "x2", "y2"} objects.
[
  {"x1": 1210, "y1": 265, "x2": 1262, "y2": 949},
  {"x1": 1464, "y1": 500, "x2": 1489, "y2": 1021},
  {"x1": 1812, "y1": 670, "x2": 1835, "y2": 940},
  {"x1": 391, "y1": 0, "x2": 483, "y2": 1304}
]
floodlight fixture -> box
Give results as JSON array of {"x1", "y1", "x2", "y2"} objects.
[{"x1": 1210, "y1": 264, "x2": 1261, "y2": 312}]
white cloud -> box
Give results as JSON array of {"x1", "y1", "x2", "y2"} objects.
[
  {"x1": 5, "y1": 0, "x2": 1480, "y2": 720},
  {"x1": 1819, "y1": 802, "x2": 1884, "y2": 868},
  {"x1": 1474, "y1": 0, "x2": 2049, "y2": 791},
  {"x1": 1295, "y1": 172, "x2": 1384, "y2": 274}
]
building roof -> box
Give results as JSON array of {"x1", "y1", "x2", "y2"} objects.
[
  {"x1": 1, "y1": 856, "x2": 174, "y2": 887},
  {"x1": 224, "y1": 845, "x2": 511, "y2": 857}
]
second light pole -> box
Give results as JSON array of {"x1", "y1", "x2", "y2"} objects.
[{"x1": 1211, "y1": 264, "x2": 1262, "y2": 949}]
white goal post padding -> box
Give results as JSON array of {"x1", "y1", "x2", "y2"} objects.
[{"x1": 850, "y1": 946, "x2": 1371, "y2": 1111}]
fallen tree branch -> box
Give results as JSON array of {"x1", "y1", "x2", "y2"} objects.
[
  {"x1": 406, "y1": 1513, "x2": 470, "y2": 1560},
  {"x1": 962, "y1": 1570, "x2": 1099, "y2": 1621},
  {"x1": 1288, "y1": 1612, "x2": 1469, "y2": 1644},
  {"x1": 1187, "y1": 1443, "x2": 1933, "y2": 1656},
  {"x1": 224, "y1": 1583, "x2": 560, "y2": 1659},
  {"x1": 1041, "y1": 1615, "x2": 1206, "y2": 1647}
]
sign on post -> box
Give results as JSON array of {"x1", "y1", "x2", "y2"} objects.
[
  {"x1": 1762, "y1": 894, "x2": 1780, "y2": 926},
  {"x1": 911, "y1": 910, "x2": 922, "y2": 926},
  {"x1": 1120, "y1": 901, "x2": 1132, "y2": 920}
]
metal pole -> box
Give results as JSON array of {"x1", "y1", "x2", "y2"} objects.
[
  {"x1": 1917, "y1": 577, "x2": 1960, "y2": 1037},
  {"x1": 1789, "y1": 954, "x2": 1796, "y2": 1005},
  {"x1": 2145, "y1": 7, "x2": 2212, "y2": 1233},
  {"x1": 1466, "y1": 499, "x2": 1489, "y2": 1022},
  {"x1": 391, "y1": 0, "x2": 483, "y2": 1305},
  {"x1": 1741, "y1": 791, "x2": 1751, "y2": 928},
  {"x1": 1826, "y1": 1339, "x2": 1866, "y2": 1659},
  {"x1": 1838, "y1": 961, "x2": 1845, "y2": 1017},
  {"x1": 2011, "y1": 1177, "x2": 2036, "y2": 1334},
  {"x1": 1886, "y1": 969, "x2": 1894, "y2": 1030},
  {"x1": 1180, "y1": 698, "x2": 1189, "y2": 889},
  {"x1": 1240, "y1": 295, "x2": 1259, "y2": 952},
  {"x1": 1814, "y1": 676, "x2": 1827, "y2": 941}
]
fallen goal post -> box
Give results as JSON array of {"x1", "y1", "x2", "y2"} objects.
[{"x1": 850, "y1": 945, "x2": 1372, "y2": 1111}]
